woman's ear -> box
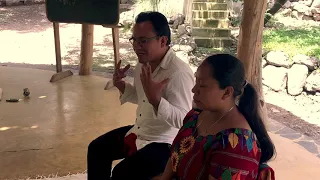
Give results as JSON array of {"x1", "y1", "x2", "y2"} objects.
[{"x1": 222, "y1": 86, "x2": 234, "y2": 100}]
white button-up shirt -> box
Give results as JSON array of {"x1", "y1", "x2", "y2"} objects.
[{"x1": 120, "y1": 48, "x2": 195, "y2": 149}]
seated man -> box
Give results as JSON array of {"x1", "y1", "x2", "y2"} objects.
[{"x1": 87, "y1": 11, "x2": 195, "y2": 180}]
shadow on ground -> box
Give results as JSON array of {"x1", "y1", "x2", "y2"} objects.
[
  {"x1": 61, "y1": 34, "x2": 137, "y2": 75},
  {"x1": 0, "y1": 4, "x2": 60, "y2": 33},
  {"x1": 267, "y1": 103, "x2": 320, "y2": 141}
]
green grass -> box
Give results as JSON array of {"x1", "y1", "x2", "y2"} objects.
[{"x1": 263, "y1": 27, "x2": 320, "y2": 60}]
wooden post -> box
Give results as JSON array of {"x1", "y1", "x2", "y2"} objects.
[
  {"x1": 50, "y1": 23, "x2": 73, "y2": 83},
  {"x1": 79, "y1": 24, "x2": 94, "y2": 75},
  {"x1": 53, "y1": 22, "x2": 62, "y2": 73},
  {"x1": 102, "y1": 24, "x2": 122, "y2": 90},
  {"x1": 183, "y1": 0, "x2": 193, "y2": 24},
  {"x1": 112, "y1": 27, "x2": 120, "y2": 68},
  {"x1": 0, "y1": 88, "x2": 3, "y2": 101},
  {"x1": 236, "y1": 0, "x2": 268, "y2": 118}
]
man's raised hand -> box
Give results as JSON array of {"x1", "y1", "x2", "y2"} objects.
[{"x1": 111, "y1": 60, "x2": 130, "y2": 93}]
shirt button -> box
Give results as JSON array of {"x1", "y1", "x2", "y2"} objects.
[
  {"x1": 143, "y1": 100, "x2": 145, "y2": 102},
  {"x1": 140, "y1": 114, "x2": 141, "y2": 116},
  {"x1": 138, "y1": 127, "x2": 140, "y2": 129}
]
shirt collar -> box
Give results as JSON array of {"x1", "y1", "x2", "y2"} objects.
[{"x1": 158, "y1": 48, "x2": 175, "y2": 70}]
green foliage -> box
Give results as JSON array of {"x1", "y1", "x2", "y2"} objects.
[
  {"x1": 263, "y1": 27, "x2": 320, "y2": 60},
  {"x1": 230, "y1": 16, "x2": 242, "y2": 27}
]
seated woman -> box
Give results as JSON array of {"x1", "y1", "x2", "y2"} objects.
[{"x1": 160, "y1": 54, "x2": 276, "y2": 180}]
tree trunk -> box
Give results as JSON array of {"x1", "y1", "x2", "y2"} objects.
[
  {"x1": 79, "y1": 24, "x2": 94, "y2": 75},
  {"x1": 183, "y1": 0, "x2": 193, "y2": 24},
  {"x1": 237, "y1": 0, "x2": 268, "y2": 120},
  {"x1": 264, "y1": 0, "x2": 288, "y2": 25}
]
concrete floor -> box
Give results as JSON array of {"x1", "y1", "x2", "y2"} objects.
[
  {"x1": 1, "y1": 66, "x2": 320, "y2": 180},
  {"x1": 0, "y1": 66, "x2": 136, "y2": 179}
]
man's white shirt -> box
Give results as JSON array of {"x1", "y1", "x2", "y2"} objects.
[{"x1": 119, "y1": 48, "x2": 195, "y2": 150}]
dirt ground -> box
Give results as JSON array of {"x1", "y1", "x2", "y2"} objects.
[{"x1": 1, "y1": 3, "x2": 319, "y2": 144}]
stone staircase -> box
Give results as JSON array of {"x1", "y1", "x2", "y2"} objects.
[{"x1": 192, "y1": 0, "x2": 232, "y2": 48}]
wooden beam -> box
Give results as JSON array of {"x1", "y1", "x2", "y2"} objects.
[
  {"x1": 183, "y1": 0, "x2": 193, "y2": 24},
  {"x1": 50, "y1": 70, "x2": 73, "y2": 83},
  {"x1": 53, "y1": 22, "x2": 62, "y2": 73},
  {"x1": 50, "y1": 22, "x2": 74, "y2": 82},
  {"x1": 101, "y1": 24, "x2": 121, "y2": 90},
  {"x1": 79, "y1": 24, "x2": 94, "y2": 75},
  {"x1": 237, "y1": 0, "x2": 268, "y2": 118},
  {"x1": 0, "y1": 88, "x2": 3, "y2": 101},
  {"x1": 112, "y1": 27, "x2": 120, "y2": 68}
]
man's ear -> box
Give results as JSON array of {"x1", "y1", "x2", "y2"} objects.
[
  {"x1": 161, "y1": 36, "x2": 168, "y2": 47},
  {"x1": 222, "y1": 86, "x2": 234, "y2": 100}
]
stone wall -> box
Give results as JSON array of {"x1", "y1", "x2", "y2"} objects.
[
  {"x1": 263, "y1": 51, "x2": 320, "y2": 96},
  {"x1": 281, "y1": 0, "x2": 320, "y2": 21}
]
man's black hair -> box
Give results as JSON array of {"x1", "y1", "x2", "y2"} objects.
[{"x1": 135, "y1": 11, "x2": 171, "y2": 46}]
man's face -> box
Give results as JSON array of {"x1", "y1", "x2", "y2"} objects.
[{"x1": 131, "y1": 21, "x2": 166, "y2": 64}]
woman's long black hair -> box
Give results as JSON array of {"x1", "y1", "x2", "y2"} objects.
[{"x1": 206, "y1": 54, "x2": 275, "y2": 163}]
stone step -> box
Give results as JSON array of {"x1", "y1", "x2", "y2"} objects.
[
  {"x1": 192, "y1": 10, "x2": 229, "y2": 19},
  {"x1": 192, "y1": 19, "x2": 229, "y2": 28},
  {"x1": 192, "y1": 27, "x2": 230, "y2": 38},
  {"x1": 194, "y1": 37, "x2": 233, "y2": 48},
  {"x1": 193, "y1": 0, "x2": 227, "y2": 3},
  {"x1": 192, "y1": 2, "x2": 228, "y2": 11}
]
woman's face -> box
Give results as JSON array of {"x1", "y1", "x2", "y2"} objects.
[{"x1": 192, "y1": 60, "x2": 231, "y2": 111}]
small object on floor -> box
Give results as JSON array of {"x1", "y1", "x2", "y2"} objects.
[
  {"x1": 0, "y1": 88, "x2": 2, "y2": 101},
  {"x1": 6, "y1": 98, "x2": 19, "y2": 102},
  {"x1": 23, "y1": 88, "x2": 30, "y2": 97},
  {"x1": 104, "y1": 80, "x2": 115, "y2": 90}
]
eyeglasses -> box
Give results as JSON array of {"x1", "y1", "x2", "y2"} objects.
[{"x1": 129, "y1": 36, "x2": 158, "y2": 46}]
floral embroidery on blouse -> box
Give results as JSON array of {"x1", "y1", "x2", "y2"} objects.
[{"x1": 170, "y1": 109, "x2": 271, "y2": 180}]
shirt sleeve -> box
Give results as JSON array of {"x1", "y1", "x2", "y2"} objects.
[
  {"x1": 152, "y1": 71, "x2": 195, "y2": 129},
  {"x1": 119, "y1": 81, "x2": 138, "y2": 105}
]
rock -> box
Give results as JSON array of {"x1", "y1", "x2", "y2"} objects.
[
  {"x1": 291, "y1": 2, "x2": 299, "y2": 8},
  {"x1": 120, "y1": 10, "x2": 135, "y2": 26},
  {"x1": 305, "y1": 70, "x2": 320, "y2": 92},
  {"x1": 311, "y1": 0, "x2": 320, "y2": 8},
  {"x1": 189, "y1": 64, "x2": 198, "y2": 74},
  {"x1": 169, "y1": 14, "x2": 185, "y2": 29},
  {"x1": 283, "y1": 1, "x2": 292, "y2": 8},
  {"x1": 300, "y1": 0, "x2": 313, "y2": 7},
  {"x1": 185, "y1": 24, "x2": 192, "y2": 36},
  {"x1": 303, "y1": 15, "x2": 314, "y2": 20},
  {"x1": 177, "y1": 24, "x2": 187, "y2": 36},
  {"x1": 293, "y1": 3, "x2": 310, "y2": 13},
  {"x1": 281, "y1": 8, "x2": 292, "y2": 16},
  {"x1": 172, "y1": 44, "x2": 195, "y2": 53},
  {"x1": 287, "y1": 64, "x2": 309, "y2": 96},
  {"x1": 304, "y1": 8, "x2": 313, "y2": 16},
  {"x1": 263, "y1": 65, "x2": 288, "y2": 92},
  {"x1": 311, "y1": 7, "x2": 320, "y2": 14},
  {"x1": 262, "y1": 59, "x2": 267, "y2": 68},
  {"x1": 292, "y1": 54, "x2": 318, "y2": 70},
  {"x1": 173, "y1": 34, "x2": 197, "y2": 49},
  {"x1": 266, "y1": 51, "x2": 293, "y2": 68},
  {"x1": 292, "y1": 10, "x2": 304, "y2": 19},
  {"x1": 175, "y1": 51, "x2": 190, "y2": 64},
  {"x1": 313, "y1": 13, "x2": 320, "y2": 21}
]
